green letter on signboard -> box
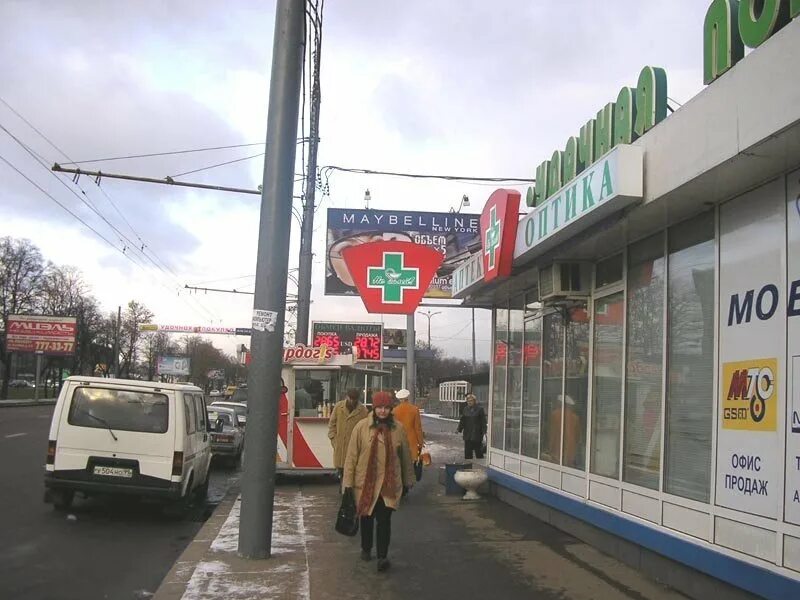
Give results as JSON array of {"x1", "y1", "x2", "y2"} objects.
[
  {"x1": 534, "y1": 160, "x2": 549, "y2": 207},
  {"x1": 547, "y1": 150, "x2": 564, "y2": 197},
  {"x1": 526, "y1": 186, "x2": 535, "y2": 208},
  {"x1": 578, "y1": 119, "x2": 595, "y2": 174},
  {"x1": 738, "y1": 0, "x2": 790, "y2": 48},
  {"x1": 563, "y1": 136, "x2": 578, "y2": 182},
  {"x1": 595, "y1": 102, "x2": 616, "y2": 158},
  {"x1": 634, "y1": 66, "x2": 667, "y2": 137},
  {"x1": 704, "y1": 0, "x2": 744, "y2": 84},
  {"x1": 614, "y1": 87, "x2": 638, "y2": 145}
]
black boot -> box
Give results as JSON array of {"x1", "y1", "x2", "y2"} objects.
[
  {"x1": 377, "y1": 558, "x2": 391, "y2": 572},
  {"x1": 360, "y1": 549, "x2": 372, "y2": 562}
]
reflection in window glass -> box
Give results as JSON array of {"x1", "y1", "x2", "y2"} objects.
[
  {"x1": 595, "y1": 254, "x2": 623, "y2": 288},
  {"x1": 591, "y1": 292, "x2": 624, "y2": 478},
  {"x1": 563, "y1": 306, "x2": 589, "y2": 470},
  {"x1": 68, "y1": 387, "x2": 169, "y2": 434},
  {"x1": 491, "y1": 308, "x2": 508, "y2": 449},
  {"x1": 624, "y1": 234, "x2": 665, "y2": 490},
  {"x1": 540, "y1": 313, "x2": 564, "y2": 464},
  {"x1": 505, "y1": 307, "x2": 524, "y2": 453},
  {"x1": 184, "y1": 395, "x2": 197, "y2": 434},
  {"x1": 664, "y1": 213, "x2": 715, "y2": 502},
  {"x1": 521, "y1": 317, "x2": 542, "y2": 458}
]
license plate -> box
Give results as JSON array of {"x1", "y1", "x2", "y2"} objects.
[{"x1": 93, "y1": 466, "x2": 133, "y2": 478}]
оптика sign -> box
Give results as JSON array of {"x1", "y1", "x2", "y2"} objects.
[{"x1": 514, "y1": 144, "x2": 644, "y2": 264}]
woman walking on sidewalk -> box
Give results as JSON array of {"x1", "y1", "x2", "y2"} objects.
[{"x1": 342, "y1": 391, "x2": 415, "y2": 572}]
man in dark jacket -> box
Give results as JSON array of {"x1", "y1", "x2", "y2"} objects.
[{"x1": 457, "y1": 394, "x2": 487, "y2": 459}]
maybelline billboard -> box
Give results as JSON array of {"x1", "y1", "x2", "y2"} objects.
[{"x1": 325, "y1": 208, "x2": 480, "y2": 298}]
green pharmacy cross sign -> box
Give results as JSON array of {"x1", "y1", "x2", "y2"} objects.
[
  {"x1": 484, "y1": 205, "x2": 502, "y2": 270},
  {"x1": 367, "y1": 252, "x2": 420, "y2": 304}
]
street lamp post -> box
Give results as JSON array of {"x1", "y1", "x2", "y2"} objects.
[{"x1": 418, "y1": 310, "x2": 441, "y2": 349}]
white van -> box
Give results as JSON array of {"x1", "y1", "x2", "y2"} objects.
[{"x1": 44, "y1": 377, "x2": 212, "y2": 510}]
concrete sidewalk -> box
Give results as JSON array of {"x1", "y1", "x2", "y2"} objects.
[{"x1": 154, "y1": 430, "x2": 686, "y2": 600}]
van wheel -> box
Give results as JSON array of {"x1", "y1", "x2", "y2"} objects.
[
  {"x1": 165, "y1": 478, "x2": 193, "y2": 519},
  {"x1": 52, "y1": 490, "x2": 74, "y2": 510}
]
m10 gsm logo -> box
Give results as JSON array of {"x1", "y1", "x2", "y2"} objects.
[{"x1": 722, "y1": 358, "x2": 778, "y2": 431}]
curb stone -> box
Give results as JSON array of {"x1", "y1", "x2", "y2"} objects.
[{"x1": 152, "y1": 486, "x2": 241, "y2": 600}]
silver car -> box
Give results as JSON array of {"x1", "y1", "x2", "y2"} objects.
[{"x1": 207, "y1": 406, "x2": 244, "y2": 465}]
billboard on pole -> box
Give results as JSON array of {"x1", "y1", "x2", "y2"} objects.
[
  {"x1": 157, "y1": 356, "x2": 191, "y2": 376},
  {"x1": 5, "y1": 315, "x2": 77, "y2": 355},
  {"x1": 325, "y1": 208, "x2": 479, "y2": 298}
]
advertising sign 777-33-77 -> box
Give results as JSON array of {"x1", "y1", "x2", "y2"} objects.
[{"x1": 5, "y1": 315, "x2": 77, "y2": 355}]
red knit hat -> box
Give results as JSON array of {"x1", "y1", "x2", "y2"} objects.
[{"x1": 372, "y1": 391, "x2": 393, "y2": 408}]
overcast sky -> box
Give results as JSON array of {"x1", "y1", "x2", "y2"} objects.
[{"x1": 0, "y1": 1, "x2": 710, "y2": 361}]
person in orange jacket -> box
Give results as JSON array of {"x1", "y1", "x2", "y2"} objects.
[{"x1": 392, "y1": 388, "x2": 424, "y2": 463}]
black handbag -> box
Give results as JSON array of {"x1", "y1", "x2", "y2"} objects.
[
  {"x1": 414, "y1": 459, "x2": 423, "y2": 482},
  {"x1": 335, "y1": 488, "x2": 359, "y2": 537}
]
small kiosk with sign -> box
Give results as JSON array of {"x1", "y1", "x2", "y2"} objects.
[{"x1": 277, "y1": 344, "x2": 387, "y2": 472}]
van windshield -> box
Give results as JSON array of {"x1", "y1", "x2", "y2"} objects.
[{"x1": 68, "y1": 387, "x2": 169, "y2": 434}]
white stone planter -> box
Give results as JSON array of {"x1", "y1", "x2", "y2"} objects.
[{"x1": 453, "y1": 468, "x2": 488, "y2": 500}]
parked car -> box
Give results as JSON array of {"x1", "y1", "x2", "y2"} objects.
[
  {"x1": 209, "y1": 389, "x2": 221, "y2": 397},
  {"x1": 207, "y1": 406, "x2": 244, "y2": 465},
  {"x1": 44, "y1": 377, "x2": 212, "y2": 512},
  {"x1": 210, "y1": 401, "x2": 247, "y2": 427},
  {"x1": 9, "y1": 379, "x2": 35, "y2": 388}
]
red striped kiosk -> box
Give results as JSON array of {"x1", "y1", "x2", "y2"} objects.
[{"x1": 277, "y1": 344, "x2": 387, "y2": 472}]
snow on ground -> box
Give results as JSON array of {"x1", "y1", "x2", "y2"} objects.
[{"x1": 183, "y1": 491, "x2": 312, "y2": 600}]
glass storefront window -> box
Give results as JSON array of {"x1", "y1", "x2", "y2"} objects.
[
  {"x1": 505, "y1": 304, "x2": 524, "y2": 454},
  {"x1": 590, "y1": 292, "x2": 625, "y2": 478},
  {"x1": 491, "y1": 307, "x2": 508, "y2": 450},
  {"x1": 595, "y1": 254, "x2": 623, "y2": 288},
  {"x1": 540, "y1": 312, "x2": 564, "y2": 464},
  {"x1": 664, "y1": 212, "x2": 715, "y2": 502},
  {"x1": 521, "y1": 316, "x2": 542, "y2": 458},
  {"x1": 563, "y1": 306, "x2": 590, "y2": 470},
  {"x1": 624, "y1": 234, "x2": 665, "y2": 490}
]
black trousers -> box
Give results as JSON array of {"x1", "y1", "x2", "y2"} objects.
[
  {"x1": 360, "y1": 496, "x2": 393, "y2": 559},
  {"x1": 464, "y1": 439, "x2": 485, "y2": 459}
]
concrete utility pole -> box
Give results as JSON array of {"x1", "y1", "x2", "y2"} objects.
[
  {"x1": 471, "y1": 307, "x2": 476, "y2": 372},
  {"x1": 295, "y1": 5, "x2": 323, "y2": 344},
  {"x1": 238, "y1": 0, "x2": 305, "y2": 559}
]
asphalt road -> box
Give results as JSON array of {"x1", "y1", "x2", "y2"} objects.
[{"x1": 0, "y1": 404, "x2": 240, "y2": 600}]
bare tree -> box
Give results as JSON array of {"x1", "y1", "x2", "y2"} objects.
[
  {"x1": 0, "y1": 237, "x2": 45, "y2": 397},
  {"x1": 118, "y1": 300, "x2": 154, "y2": 379}
]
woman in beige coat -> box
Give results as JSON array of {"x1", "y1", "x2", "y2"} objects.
[
  {"x1": 342, "y1": 391, "x2": 415, "y2": 572},
  {"x1": 328, "y1": 388, "x2": 369, "y2": 476}
]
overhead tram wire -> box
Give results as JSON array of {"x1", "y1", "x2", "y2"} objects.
[
  {"x1": 2, "y1": 152, "x2": 217, "y2": 322},
  {"x1": 2, "y1": 154, "x2": 155, "y2": 273},
  {"x1": 0, "y1": 98, "x2": 218, "y2": 309},
  {"x1": 0, "y1": 120, "x2": 220, "y2": 322}
]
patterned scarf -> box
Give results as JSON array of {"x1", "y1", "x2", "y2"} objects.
[{"x1": 357, "y1": 416, "x2": 398, "y2": 516}]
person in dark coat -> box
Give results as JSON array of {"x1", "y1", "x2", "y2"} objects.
[{"x1": 457, "y1": 393, "x2": 487, "y2": 459}]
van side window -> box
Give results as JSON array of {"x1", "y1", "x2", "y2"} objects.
[
  {"x1": 183, "y1": 395, "x2": 196, "y2": 434},
  {"x1": 194, "y1": 394, "x2": 206, "y2": 431}
]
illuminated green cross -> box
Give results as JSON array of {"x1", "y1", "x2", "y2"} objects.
[
  {"x1": 484, "y1": 205, "x2": 502, "y2": 270},
  {"x1": 367, "y1": 252, "x2": 419, "y2": 303}
]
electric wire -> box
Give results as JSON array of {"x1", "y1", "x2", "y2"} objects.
[
  {"x1": 169, "y1": 151, "x2": 265, "y2": 179},
  {"x1": 0, "y1": 119, "x2": 219, "y2": 321},
  {"x1": 319, "y1": 165, "x2": 535, "y2": 183}
]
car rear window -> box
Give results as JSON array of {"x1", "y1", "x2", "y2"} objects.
[
  {"x1": 68, "y1": 387, "x2": 169, "y2": 434},
  {"x1": 231, "y1": 388, "x2": 247, "y2": 403},
  {"x1": 208, "y1": 410, "x2": 234, "y2": 427}
]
